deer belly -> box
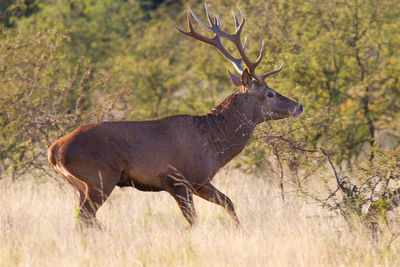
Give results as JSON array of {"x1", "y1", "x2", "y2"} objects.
[{"x1": 116, "y1": 169, "x2": 164, "y2": 192}]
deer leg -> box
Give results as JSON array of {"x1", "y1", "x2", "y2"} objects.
[
  {"x1": 60, "y1": 166, "x2": 118, "y2": 228},
  {"x1": 165, "y1": 170, "x2": 197, "y2": 226},
  {"x1": 195, "y1": 183, "x2": 240, "y2": 225},
  {"x1": 79, "y1": 184, "x2": 115, "y2": 227},
  {"x1": 76, "y1": 185, "x2": 98, "y2": 227},
  {"x1": 56, "y1": 172, "x2": 95, "y2": 226},
  {"x1": 169, "y1": 187, "x2": 196, "y2": 226}
]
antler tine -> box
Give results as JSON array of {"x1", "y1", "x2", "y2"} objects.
[
  {"x1": 172, "y1": 7, "x2": 244, "y2": 74},
  {"x1": 189, "y1": 8, "x2": 210, "y2": 31},
  {"x1": 174, "y1": 4, "x2": 283, "y2": 82},
  {"x1": 187, "y1": 7, "x2": 195, "y2": 32},
  {"x1": 205, "y1": 3, "x2": 214, "y2": 28},
  {"x1": 236, "y1": 7, "x2": 245, "y2": 35},
  {"x1": 214, "y1": 12, "x2": 221, "y2": 29},
  {"x1": 254, "y1": 40, "x2": 265, "y2": 66},
  {"x1": 201, "y1": 4, "x2": 263, "y2": 80},
  {"x1": 171, "y1": 8, "x2": 193, "y2": 34},
  {"x1": 260, "y1": 61, "x2": 284, "y2": 79},
  {"x1": 232, "y1": 10, "x2": 240, "y2": 30}
]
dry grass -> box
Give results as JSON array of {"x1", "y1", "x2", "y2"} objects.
[{"x1": 1, "y1": 170, "x2": 399, "y2": 267}]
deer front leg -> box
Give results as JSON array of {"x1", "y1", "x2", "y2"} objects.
[
  {"x1": 195, "y1": 182, "x2": 240, "y2": 226},
  {"x1": 169, "y1": 186, "x2": 196, "y2": 226},
  {"x1": 165, "y1": 167, "x2": 197, "y2": 226}
]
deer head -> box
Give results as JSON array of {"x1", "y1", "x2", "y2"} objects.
[{"x1": 173, "y1": 3, "x2": 303, "y2": 123}]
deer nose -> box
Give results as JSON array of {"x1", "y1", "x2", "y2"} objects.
[{"x1": 296, "y1": 104, "x2": 303, "y2": 115}]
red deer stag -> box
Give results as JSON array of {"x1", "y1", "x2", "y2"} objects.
[{"x1": 48, "y1": 3, "x2": 303, "y2": 227}]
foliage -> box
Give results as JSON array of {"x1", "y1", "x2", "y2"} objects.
[
  {"x1": 0, "y1": 0, "x2": 399, "y2": 233},
  {"x1": 0, "y1": 28, "x2": 112, "y2": 179},
  {"x1": 0, "y1": 0, "x2": 38, "y2": 29},
  {"x1": 257, "y1": 117, "x2": 400, "y2": 236}
]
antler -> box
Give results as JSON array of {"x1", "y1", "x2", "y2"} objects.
[{"x1": 172, "y1": 3, "x2": 283, "y2": 82}]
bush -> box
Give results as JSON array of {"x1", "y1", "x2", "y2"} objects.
[{"x1": 0, "y1": 28, "x2": 112, "y2": 179}]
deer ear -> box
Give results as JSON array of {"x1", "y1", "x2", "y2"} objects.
[
  {"x1": 241, "y1": 68, "x2": 252, "y2": 88},
  {"x1": 228, "y1": 70, "x2": 241, "y2": 88}
]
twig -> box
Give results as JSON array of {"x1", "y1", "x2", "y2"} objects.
[
  {"x1": 320, "y1": 147, "x2": 346, "y2": 194},
  {"x1": 273, "y1": 149, "x2": 285, "y2": 201}
]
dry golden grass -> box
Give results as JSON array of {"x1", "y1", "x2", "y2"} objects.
[{"x1": 1, "y1": 170, "x2": 399, "y2": 266}]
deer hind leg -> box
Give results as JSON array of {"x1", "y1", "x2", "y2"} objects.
[
  {"x1": 165, "y1": 167, "x2": 197, "y2": 226},
  {"x1": 195, "y1": 182, "x2": 240, "y2": 225},
  {"x1": 74, "y1": 178, "x2": 98, "y2": 227},
  {"x1": 57, "y1": 164, "x2": 118, "y2": 227},
  {"x1": 78, "y1": 173, "x2": 118, "y2": 227}
]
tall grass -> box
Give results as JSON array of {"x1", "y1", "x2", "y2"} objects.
[{"x1": 1, "y1": 170, "x2": 399, "y2": 266}]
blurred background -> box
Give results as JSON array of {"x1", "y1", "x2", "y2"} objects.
[
  {"x1": 0, "y1": 0, "x2": 399, "y2": 183},
  {"x1": 1, "y1": 1, "x2": 400, "y2": 264}
]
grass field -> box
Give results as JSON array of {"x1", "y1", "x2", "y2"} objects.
[{"x1": 1, "y1": 170, "x2": 399, "y2": 266}]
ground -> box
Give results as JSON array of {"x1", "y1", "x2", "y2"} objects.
[{"x1": 1, "y1": 169, "x2": 399, "y2": 266}]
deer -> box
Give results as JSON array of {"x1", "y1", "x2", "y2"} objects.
[{"x1": 48, "y1": 3, "x2": 303, "y2": 228}]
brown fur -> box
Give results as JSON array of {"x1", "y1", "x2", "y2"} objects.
[{"x1": 49, "y1": 71, "x2": 302, "y2": 227}]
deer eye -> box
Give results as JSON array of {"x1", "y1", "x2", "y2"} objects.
[{"x1": 266, "y1": 92, "x2": 274, "y2": 98}]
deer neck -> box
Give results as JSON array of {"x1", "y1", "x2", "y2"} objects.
[{"x1": 195, "y1": 92, "x2": 256, "y2": 167}]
